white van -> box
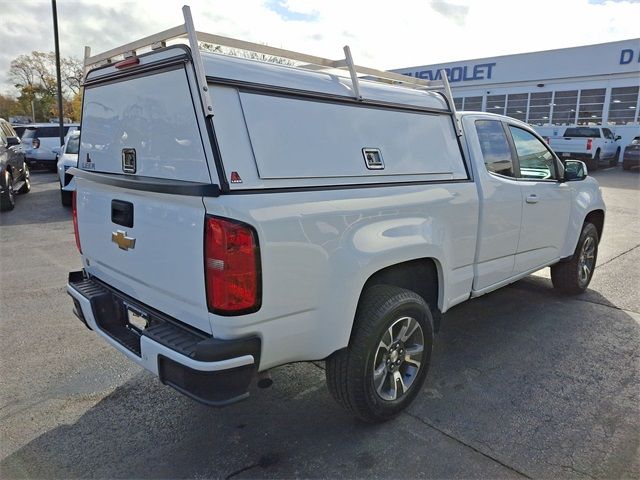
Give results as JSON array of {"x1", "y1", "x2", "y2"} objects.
[{"x1": 67, "y1": 7, "x2": 605, "y2": 422}]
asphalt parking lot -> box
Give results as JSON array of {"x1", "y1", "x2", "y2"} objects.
[{"x1": 1, "y1": 168, "x2": 638, "y2": 479}]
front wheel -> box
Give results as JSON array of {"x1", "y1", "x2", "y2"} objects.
[
  {"x1": 551, "y1": 222, "x2": 599, "y2": 294},
  {"x1": 325, "y1": 285, "x2": 433, "y2": 422}
]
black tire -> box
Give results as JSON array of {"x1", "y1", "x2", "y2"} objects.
[
  {"x1": 551, "y1": 222, "x2": 599, "y2": 294},
  {"x1": 326, "y1": 285, "x2": 434, "y2": 423},
  {"x1": 1, "y1": 171, "x2": 16, "y2": 211},
  {"x1": 60, "y1": 187, "x2": 72, "y2": 207},
  {"x1": 588, "y1": 150, "x2": 600, "y2": 171},
  {"x1": 18, "y1": 163, "x2": 31, "y2": 194},
  {"x1": 610, "y1": 148, "x2": 620, "y2": 167},
  {"x1": 622, "y1": 162, "x2": 631, "y2": 171}
]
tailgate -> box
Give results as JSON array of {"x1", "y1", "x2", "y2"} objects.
[
  {"x1": 76, "y1": 181, "x2": 211, "y2": 334},
  {"x1": 550, "y1": 138, "x2": 588, "y2": 153},
  {"x1": 76, "y1": 56, "x2": 215, "y2": 334}
]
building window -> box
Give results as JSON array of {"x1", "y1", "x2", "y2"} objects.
[
  {"x1": 486, "y1": 95, "x2": 506, "y2": 115},
  {"x1": 577, "y1": 88, "x2": 605, "y2": 125},
  {"x1": 528, "y1": 92, "x2": 552, "y2": 126},
  {"x1": 464, "y1": 96, "x2": 483, "y2": 111},
  {"x1": 506, "y1": 93, "x2": 528, "y2": 122},
  {"x1": 453, "y1": 97, "x2": 463, "y2": 110},
  {"x1": 552, "y1": 90, "x2": 578, "y2": 125},
  {"x1": 608, "y1": 86, "x2": 639, "y2": 125}
]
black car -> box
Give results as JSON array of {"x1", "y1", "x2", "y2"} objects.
[
  {"x1": 622, "y1": 136, "x2": 640, "y2": 171},
  {"x1": 1, "y1": 118, "x2": 31, "y2": 211}
]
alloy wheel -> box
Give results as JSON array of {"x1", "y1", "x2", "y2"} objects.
[{"x1": 372, "y1": 316, "x2": 424, "y2": 401}]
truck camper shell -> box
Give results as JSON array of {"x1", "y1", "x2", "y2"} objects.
[{"x1": 79, "y1": 6, "x2": 467, "y2": 192}]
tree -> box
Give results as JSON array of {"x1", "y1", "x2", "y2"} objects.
[
  {"x1": 61, "y1": 57, "x2": 83, "y2": 97},
  {"x1": 8, "y1": 51, "x2": 84, "y2": 121},
  {"x1": 0, "y1": 94, "x2": 22, "y2": 119}
]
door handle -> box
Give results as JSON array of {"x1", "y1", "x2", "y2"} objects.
[{"x1": 526, "y1": 194, "x2": 539, "y2": 204}]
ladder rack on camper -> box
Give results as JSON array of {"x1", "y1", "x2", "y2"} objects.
[{"x1": 83, "y1": 5, "x2": 461, "y2": 135}]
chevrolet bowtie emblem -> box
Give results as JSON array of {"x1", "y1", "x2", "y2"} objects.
[{"x1": 111, "y1": 230, "x2": 136, "y2": 250}]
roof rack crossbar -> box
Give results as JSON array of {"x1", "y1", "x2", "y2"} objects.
[{"x1": 83, "y1": 5, "x2": 459, "y2": 120}]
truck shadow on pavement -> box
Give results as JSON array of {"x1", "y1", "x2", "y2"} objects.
[{"x1": 2, "y1": 278, "x2": 638, "y2": 479}]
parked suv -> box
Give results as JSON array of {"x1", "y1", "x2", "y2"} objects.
[
  {"x1": 0, "y1": 118, "x2": 31, "y2": 211},
  {"x1": 22, "y1": 123, "x2": 79, "y2": 171}
]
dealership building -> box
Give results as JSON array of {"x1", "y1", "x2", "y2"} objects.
[{"x1": 393, "y1": 38, "x2": 640, "y2": 145}]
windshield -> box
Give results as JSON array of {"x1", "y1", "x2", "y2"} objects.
[{"x1": 65, "y1": 135, "x2": 80, "y2": 154}]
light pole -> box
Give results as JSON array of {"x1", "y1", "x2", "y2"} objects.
[{"x1": 52, "y1": 0, "x2": 64, "y2": 146}]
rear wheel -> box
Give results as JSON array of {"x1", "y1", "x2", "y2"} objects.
[
  {"x1": 551, "y1": 222, "x2": 598, "y2": 294},
  {"x1": 325, "y1": 285, "x2": 433, "y2": 422},
  {"x1": 1, "y1": 171, "x2": 16, "y2": 211},
  {"x1": 623, "y1": 161, "x2": 631, "y2": 171},
  {"x1": 588, "y1": 150, "x2": 600, "y2": 171},
  {"x1": 610, "y1": 148, "x2": 620, "y2": 167}
]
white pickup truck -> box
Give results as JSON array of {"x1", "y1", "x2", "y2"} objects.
[
  {"x1": 549, "y1": 126, "x2": 622, "y2": 170},
  {"x1": 67, "y1": 8, "x2": 605, "y2": 422}
]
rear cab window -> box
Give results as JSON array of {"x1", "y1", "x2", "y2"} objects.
[
  {"x1": 475, "y1": 119, "x2": 515, "y2": 178},
  {"x1": 563, "y1": 127, "x2": 601, "y2": 138}
]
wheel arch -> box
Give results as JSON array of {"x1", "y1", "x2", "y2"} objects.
[
  {"x1": 358, "y1": 258, "x2": 442, "y2": 333},
  {"x1": 585, "y1": 209, "x2": 605, "y2": 243}
]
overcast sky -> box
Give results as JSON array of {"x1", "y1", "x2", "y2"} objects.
[{"x1": 1, "y1": 0, "x2": 639, "y2": 96}]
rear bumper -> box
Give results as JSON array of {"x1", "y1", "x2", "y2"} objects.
[
  {"x1": 67, "y1": 270, "x2": 260, "y2": 406},
  {"x1": 26, "y1": 150, "x2": 57, "y2": 163},
  {"x1": 557, "y1": 152, "x2": 593, "y2": 161}
]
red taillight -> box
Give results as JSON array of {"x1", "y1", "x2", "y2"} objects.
[
  {"x1": 586, "y1": 138, "x2": 593, "y2": 151},
  {"x1": 33, "y1": 138, "x2": 40, "y2": 149},
  {"x1": 204, "y1": 216, "x2": 260, "y2": 314},
  {"x1": 72, "y1": 191, "x2": 82, "y2": 253},
  {"x1": 114, "y1": 57, "x2": 140, "y2": 69}
]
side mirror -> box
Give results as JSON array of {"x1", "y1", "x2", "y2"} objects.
[
  {"x1": 615, "y1": 135, "x2": 622, "y2": 141},
  {"x1": 6, "y1": 136, "x2": 20, "y2": 147},
  {"x1": 564, "y1": 160, "x2": 588, "y2": 181}
]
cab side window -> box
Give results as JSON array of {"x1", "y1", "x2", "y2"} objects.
[
  {"x1": 475, "y1": 120, "x2": 515, "y2": 178},
  {"x1": 509, "y1": 126, "x2": 558, "y2": 180}
]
